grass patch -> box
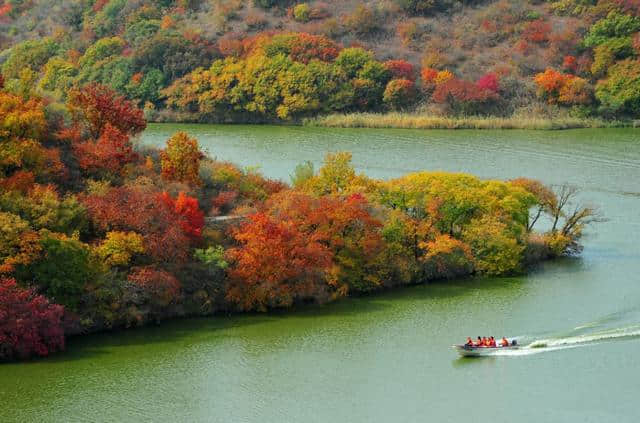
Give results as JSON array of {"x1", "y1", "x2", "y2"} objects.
[{"x1": 304, "y1": 112, "x2": 634, "y2": 130}]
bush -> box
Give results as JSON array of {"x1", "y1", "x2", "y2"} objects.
[
  {"x1": 0, "y1": 278, "x2": 65, "y2": 361},
  {"x1": 384, "y1": 79, "x2": 417, "y2": 110},
  {"x1": 293, "y1": 3, "x2": 311, "y2": 22}
]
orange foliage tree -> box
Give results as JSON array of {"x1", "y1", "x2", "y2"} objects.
[
  {"x1": 160, "y1": 132, "x2": 203, "y2": 185},
  {"x1": 534, "y1": 68, "x2": 592, "y2": 105},
  {"x1": 226, "y1": 191, "x2": 386, "y2": 311}
]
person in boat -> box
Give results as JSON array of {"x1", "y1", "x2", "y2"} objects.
[
  {"x1": 500, "y1": 337, "x2": 509, "y2": 347},
  {"x1": 465, "y1": 337, "x2": 474, "y2": 346},
  {"x1": 481, "y1": 337, "x2": 488, "y2": 347},
  {"x1": 474, "y1": 336, "x2": 483, "y2": 347},
  {"x1": 489, "y1": 336, "x2": 497, "y2": 347}
]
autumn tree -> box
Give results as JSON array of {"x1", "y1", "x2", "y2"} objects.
[
  {"x1": 16, "y1": 234, "x2": 93, "y2": 310},
  {"x1": 595, "y1": 58, "x2": 640, "y2": 116},
  {"x1": 226, "y1": 212, "x2": 334, "y2": 311},
  {"x1": 73, "y1": 123, "x2": 137, "y2": 178},
  {"x1": 0, "y1": 278, "x2": 65, "y2": 361},
  {"x1": 82, "y1": 187, "x2": 191, "y2": 263},
  {"x1": 160, "y1": 192, "x2": 205, "y2": 239},
  {"x1": 67, "y1": 83, "x2": 146, "y2": 139},
  {"x1": 160, "y1": 132, "x2": 203, "y2": 185},
  {"x1": 95, "y1": 231, "x2": 145, "y2": 267},
  {"x1": 384, "y1": 79, "x2": 417, "y2": 110},
  {"x1": 128, "y1": 266, "x2": 181, "y2": 310}
]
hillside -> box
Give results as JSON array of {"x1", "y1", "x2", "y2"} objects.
[{"x1": 0, "y1": 1, "x2": 639, "y2": 121}]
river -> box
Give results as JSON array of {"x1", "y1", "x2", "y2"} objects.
[{"x1": 1, "y1": 125, "x2": 639, "y2": 422}]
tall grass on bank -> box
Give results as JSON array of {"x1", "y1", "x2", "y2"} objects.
[{"x1": 304, "y1": 113, "x2": 633, "y2": 130}]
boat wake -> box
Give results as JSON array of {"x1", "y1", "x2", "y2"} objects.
[{"x1": 488, "y1": 310, "x2": 640, "y2": 357}]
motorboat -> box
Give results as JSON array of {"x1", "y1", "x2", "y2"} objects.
[{"x1": 453, "y1": 343, "x2": 519, "y2": 357}]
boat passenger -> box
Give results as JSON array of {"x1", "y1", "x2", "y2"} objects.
[
  {"x1": 465, "y1": 337, "x2": 474, "y2": 346},
  {"x1": 481, "y1": 337, "x2": 488, "y2": 347},
  {"x1": 474, "y1": 336, "x2": 482, "y2": 347},
  {"x1": 501, "y1": 337, "x2": 509, "y2": 347},
  {"x1": 489, "y1": 336, "x2": 497, "y2": 347}
]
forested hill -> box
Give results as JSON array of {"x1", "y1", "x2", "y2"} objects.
[{"x1": 1, "y1": 0, "x2": 639, "y2": 121}]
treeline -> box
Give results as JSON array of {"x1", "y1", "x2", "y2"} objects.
[
  {"x1": 0, "y1": 82, "x2": 599, "y2": 361},
  {"x1": 0, "y1": 1, "x2": 639, "y2": 122}
]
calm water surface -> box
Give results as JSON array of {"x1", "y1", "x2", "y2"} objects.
[{"x1": 2, "y1": 125, "x2": 639, "y2": 422}]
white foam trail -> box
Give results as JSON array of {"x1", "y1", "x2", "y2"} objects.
[{"x1": 528, "y1": 326, "x2": 640, "y2": 349}]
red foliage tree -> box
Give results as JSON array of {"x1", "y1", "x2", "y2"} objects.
[
  {"x1": 160, "y1": 192, "x2": 205, "y2": 239},
  {"x1": 432, "y1": 77, "x2": 498, "y2": 110},
  {"x1": 522, "y1": 19, "x2": 551, "y2": 44},
  {"x1": 74, "y1": 123, "x2": 137, "y2": 175},
  {"x1": 384, "y1": 60, "x2": 416, "y2": 81},
  {"x1": 128, "y1": 267, "x2": 181, "y2": 307},
  {"x1": 288, "y1": 33, "x2": 341, "y2": 64},
  {"x1": 67, "y1": 84, "x2": 146, "y2": 139},
  {"x1": 476, "y1": 72, "x2": 500, "y2": 93},
  {"x1": 83, "y1": 187, "x2": 191, "y2": 263},
  {"x1": 0, "y1": 278, "x2": 65, "y2": 361},
  {"x1": 562, "y1": 55, "x2": 578, "y2": 73}
]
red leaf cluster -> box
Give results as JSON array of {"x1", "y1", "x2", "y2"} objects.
[
  {"x1": 476, "y1": 72, "x2": 500, "y2": 93},
  {"x1": 0, "y1": 170, "x2": 35, "y2": 193},
  {"x1": 128, "y1": 267, "x2": 181, "y2": 307},
  {"x1": 562, "y1": 55, "x2": 578, "y2": 73},
  {"x1": 384, "y1": 60, "x2": 416, "y2": 81},
  {"x1": 0, "y1": 278, "x2": 65, "y2": 361},
  {"x1": 160, "y1": 192, "x2": 205, "y2": 239},
  {"x1": 83, "y1": 187, "x2": 191, "y2": 263},
  {"x1": 521, "y1": 19, "x2": 551, "y2": 44},
  {"x1": 74, "y1": 124, "x2": 137, "y2": 175},
  {"x1": 68, "y1": 84, "x2": 146, "y2": 139},
  {"x1": 432, "y1": 77, "x2": 498, "y2": 104},
  {"x1": 288, "y1": 33, "x2": 341, "y2": 64}
]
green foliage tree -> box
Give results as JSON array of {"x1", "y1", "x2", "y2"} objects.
[
  {"x1": 17, "y1": 234, "x2": 93, "y2": 310},
  {"x1": 595, "y1": 58, "x2": 640, "y2": 116}
]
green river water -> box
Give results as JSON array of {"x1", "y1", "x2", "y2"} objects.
[{"x1": 1, "y1": 125, "x2": 639, "y2": 422}]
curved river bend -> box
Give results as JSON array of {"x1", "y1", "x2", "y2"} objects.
[{"x1": 1, "y1": 125, "x2": 639, "y2": 422}]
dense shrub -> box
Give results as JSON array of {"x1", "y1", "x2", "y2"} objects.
[{"x1": 0, "y1": 278, "x2": 65, "y2": 361}]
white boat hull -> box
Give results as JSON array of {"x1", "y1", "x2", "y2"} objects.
[{"x1": 453, "y1": 344, "x2": 519, "y2": 357}]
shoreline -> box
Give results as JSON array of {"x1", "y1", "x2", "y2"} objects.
[
  {"x1": 302, "y1": 113, "x2": 636, "y2": 130},
  {"x1": 147, "y1": 112, "x2": 637, "y2": 131}
]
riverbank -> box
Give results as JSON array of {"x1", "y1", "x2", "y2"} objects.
[{"x1": 303, "y1": 113, "x2": 634, "y2": 130}]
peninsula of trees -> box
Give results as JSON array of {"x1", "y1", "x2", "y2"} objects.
[
  {"x1": 0, "y1": 82, "x2": 598, "y2": 361},
  {"x1": 1, "y1": 0, "x2": 639, "y2": 126}
]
